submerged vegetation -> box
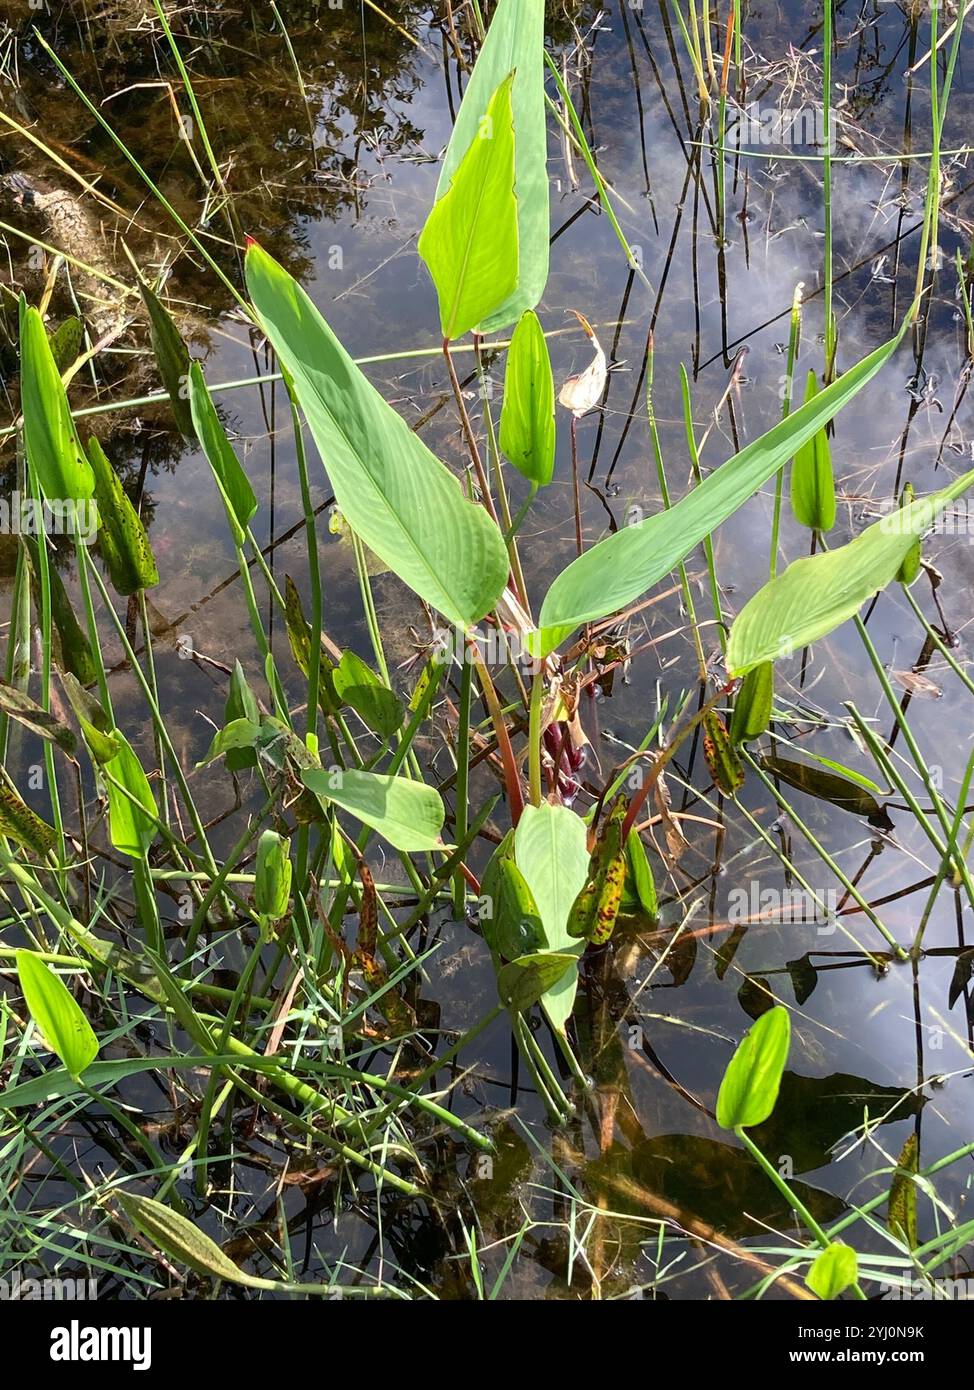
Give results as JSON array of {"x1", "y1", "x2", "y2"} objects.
[{"x1": 2, "y1": 0, "x2": 974, "y2": 1303}]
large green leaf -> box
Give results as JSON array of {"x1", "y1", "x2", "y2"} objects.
[
  {"x1": 418, "y1": 73, "x2": 519, "y2": 341},
  {"x1": 302, "y1": 767, "x2": 445, "y2": 853},
  {"x1": 499, "y1": 308, "x2": 555, "y2": 485},
  {"x1": 727, "y1": 468, "x2": 974, "y2": 674},
  {"x1": 245, "y1": 243, "x2": 508, "y2": 628},
  {"x1": 19, "y1": 298, "x2": 94, "y2": 501},
  {"x1": 87, "y1": 438, "x2": 159, "y2": 595},
  {"x1": 17, "y1": 950, "x2": 98, "y2": 1080},
  {"x1": 533, "y1": 329, "x2": 905, "y2": 654},
  {"x1": 188, "y1": 361, "x2": 258, "y2": 545},
  {"x1": 716, "y1": 1004, "x2": 791, "y2": 1129},
  {"x1": 514, "y1": 802, "x2": 589, "y2": 1031},
  {"x1": 433, "y1": 0, "x2": 548, "y2": 332}
]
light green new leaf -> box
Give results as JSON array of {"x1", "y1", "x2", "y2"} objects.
[
  {"x1": 188, "y1": 361, "x2": 258, "y2": 545},
  {"x1": 806, "y1": 1242, "x2": 859, "y2": 1300},
  {"x1": 105, "y1": 732, "x2": 158, "y2": 859},
  {"x1": 499, "y1": 309, "x2": 555, "y2": 485},
  {"x1": 514, "y1": 802, "x2": 590, "y2": 1030},
  {"x1": 727, "y1": 467, "x2": 974, "y2": 674},
  {"x1": 790, "y1": 370, "x2": 836, "y2": 532},
  {"x1": 245, "y1": 243, "x2": 508, "y2": 628},
  {"x1": 140, "y1": 281, "x2": 195, "y2": 437},
  {"x1": 254, "y1": 829, "x2": 292, "y2": 937},
  {"x1": 418, "y1": 73, "x2": 519, "y2": 342},
  {"x1": 87, "y1": 438, "x2": 159, "y2": 594},
  {"x1": 533, "y1": 328, "x2": 905, "y2": 654},
  {"x1": 19, "y1": 297, "x2": 94, "y2": 501},
  {"x1": 17, "y1": 950, "x2": 98, "y2": 1080},
  {"x1": 302, "y1": 767, "x2": 445, "y2": 852},
  {"x1": 434, "y1": 0, "x2": 548, "y2": 332},
  {"x1": 716, "y1": 1004, "x2": 791, "y2": 1129},
  {"x1": 118, "y1": 1192, "x2": 262, "y2": 1287}
]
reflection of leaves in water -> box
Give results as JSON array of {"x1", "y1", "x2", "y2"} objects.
[
  {"x1": 748, "y1": 1072, "x2": 924, "y2": 1174},
  {"x1": 628, "y1": 1133, "x2": 845, "y2": 1239}
]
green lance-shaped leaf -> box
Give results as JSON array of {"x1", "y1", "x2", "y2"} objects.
[
  {"x1": 17, "y1": 950, "x2": 98, "y2": 1080},
  {"x1": 86, "y1": 438, "x2": 158, "y2": 594},
  {"x1": 567, "y1": 797, "x2": 628, "y2": 944},
  {"x1": 497, "y1": 951, "x2": 575, "y2": 1013},
  {"x1": 702, "y1": 710, "x2": 745, "y2": 794},
  {"x1": 499, "y1": 308, "x2": 555, "y2": 485},
  {"x1": 790, "y1": 371, "x2": 836, "y2": 532},
  {"x1": 532, "y1": 327, "x2": 905, "y2": 655},
  {"x1": 140, "y1": 280, "x2": 195, "y2": 437},
  {"x1": 223, "y1": 660, "x2": 260, "y2": 772},
  {"x1": 418, "y1": 72, "x2": 519, "y2": 341},
  {"x1": 0, "y1": 782, "x2": 58, "y2": 856},
  {"x1": 117, "y1": 1192, "x2": 264, "y2": 1287},
  {"x1": 730, "y1": 661, "x2": 774, "y2": 745},
  {"x1": 896, "y1": 483, "x2": 922, "y2": 583},
  {"x1": 433, "y1": 0, "x2": 548, "y2": 332},
  {"x1": 104, "y1": 732, "x2": 158, "y2": 859},
  {"x1": 333, "y1": 649, "x2": 403, "y2": 739},
  {"x1": 727, "y1": 467, "x2": 974, "y2": 675},
  {"x1": 626, "y1": 829, "x2": 658, "y2": 919},
  {"x1": 254, "y1": 829, "x2": 292, "y2": 941},
  {"x1": 188, "y1": 361, "x2": 258, "y2": 545},
  {"x1": 806, "y1": 1242, "x2": 859, "y2": 1300},
  {"x1": 302, "y1": 767, "x2": 446, "y2": 853},
  {"x1": 245, "y1": 242, "x2": 508, "y2": 629},
  {"x1": 716, "y1": 1004, "x2": 791, "y2": 1129},
  {"x1": 514, "y1": 802, "x2": 590, "y2": 1031},
  {"x1": 18, "y1": 297, "x2": 94, "y2": 501}
]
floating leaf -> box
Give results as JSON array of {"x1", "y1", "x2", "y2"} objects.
[
  {"x1": 534, "y1": 328, "x2": 904, "y2": 654},
  {"x1": 302, "y1": 767, "x2": 445, "y2": 853},
  {"x1": 762, "y1": 754, "x2": 892, "y2": 828},
  {"x1": 17, "y1": 950, "x2": 98, "y2": 1080},
  {"x1": 140, "y1": 281, "x2": 194, "y2": 437},
  {"x1": 432, "y1": 0, "x2": 548, "y2": 332},
  {"x1": 499, "y1": 309, "x2": 555, "y2": 486},
  {"x1": 418, "y1": 73, "x2": 519, "y2": 341},
  {"x1": 806, "y1": 1242, "x2": 858, "y2": 1300},
  {"x1": 790, "y1": 371, "x2": 836, "y2": 532},
  {"x1": 87, "y1": 438, "x2": 158, "y2": 594},
  {"x1": 246, "y1": 243, "x2": 508, "y2": 629},
  {"x1": 727, "y1": 467, "x2": 974, "y2": 675},
  {"x1": 716, "y1": 1004, "x2": 791, "y2": 1129},
  {"x1": 949, "y1": 948, "x2": 974, "y2": 1010}
]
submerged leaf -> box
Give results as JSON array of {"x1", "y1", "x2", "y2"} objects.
[{"x1": 888, "y1": 1132, "x2": 919, "y2": 1250}]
